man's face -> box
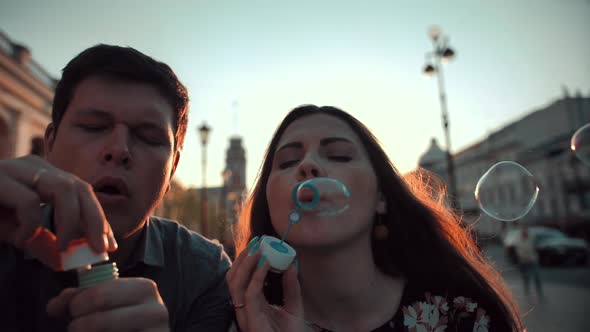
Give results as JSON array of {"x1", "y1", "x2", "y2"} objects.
[{"x1": 45, "y1": 76, "x2": 179, "y2": 238}]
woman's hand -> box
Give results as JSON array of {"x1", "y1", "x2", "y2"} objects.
[{"x1": 226, "y1": 237, "x2": 311, "y2": 332}]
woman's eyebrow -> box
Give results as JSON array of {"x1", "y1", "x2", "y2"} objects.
[
  {"x1": 276, "y1": 137, "x2": 353, "y2": 153},
  {"x1": 320, "y1": 137, "x2": 354, "y2": 146},
  {"x1": 276, "y1": 141, "x2": 303, "y2": 153}
]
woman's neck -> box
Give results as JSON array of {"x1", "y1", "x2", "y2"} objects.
[{"x1": 297, "y1": 235, "x2": 405, "y2": 332}]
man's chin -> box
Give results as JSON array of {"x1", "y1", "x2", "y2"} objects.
[{"x1": 103, "y1": 211, "x2": 146, "y2": 240}]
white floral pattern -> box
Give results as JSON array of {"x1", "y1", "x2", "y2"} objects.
[{"x1": 401, "y1": 293, "x2": 489, "y2": 332}]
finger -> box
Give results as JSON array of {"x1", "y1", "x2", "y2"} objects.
[
  {"x1": 69, "y1": 278, "x2": 162, "y2": 318},
  {"x1": 1, "y1": 157, "x2": 109, "y2": 253},
  {"x1": 227, "y1": 248, "x2": 262, "y2": 298},
  {"x1": 53, "y1": 178, "x2": 81, "y2": 251},
  {"x1": 228, "y1": 250, "x2": 262, "y2": 331},
  {"x1": 282, "y1": 263, "x2": 303, "y2": 317},
  {"x1": 46, "y1": 288, "x2": 82, "y2": 318},
  {"x1": 105, "y1": 226, "x2": 118, "y2": 253},
  {"x1": 244, "y1": 256, "x2": 271, "y2": 316},
  {"x1": 226, "y1": 236, "x2": 260, "y2": 281},
  {"x1": 0, "y1": 174, "x2": 43, "y2": 246},
  {"x1": 67, "y1": 301, "x2": 168, "y2": 332},
  {"x1": 1, "y1": 154, "x2": 49, "y2": 183},
  {"x1": 76, "y1": 183, "x2": 111, "y2": 253},
  {"x1": 24, "y1": 227, "x2": 61, "y2": 270},
  {"x1": 0, "y1": 160, "x2": 80, "y2": 249}
]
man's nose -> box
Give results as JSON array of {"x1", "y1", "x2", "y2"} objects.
[{"x1": 100, "y1": 127, "x2": 133, "y2": 168}]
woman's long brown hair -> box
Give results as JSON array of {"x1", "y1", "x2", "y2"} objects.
[{"x1": 233, "y1": 105, "x2": 523, "y2": 331}]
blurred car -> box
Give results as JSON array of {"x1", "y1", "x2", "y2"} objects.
[{"x1": 503, "y1": 226, "x2": 589, "y2": 266}]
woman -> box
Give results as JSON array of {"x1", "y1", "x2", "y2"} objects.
[{"x1": 227, "y1": 105, "x2": 523, "y2": 331}]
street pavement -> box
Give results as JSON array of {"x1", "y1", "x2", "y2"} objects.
[{"x1": 483, "y1": 244, "x2": 590, "y2": 331}]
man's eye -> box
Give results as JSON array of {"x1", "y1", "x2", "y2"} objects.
[
  {"x1": 278, "y1": 160, "x2": 299, "y2": 169},
  {"x1": 138, "y1": 134, "x2": 164, "y2": 145},
  {"x1": 328, "y1": 156, "x2": 352, "y2": 162},
  {"x1": 79, "y1": 124, "x2": 106, "y2": 132}
]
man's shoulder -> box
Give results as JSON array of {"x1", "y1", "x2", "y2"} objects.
[{"x1": 148, "y1": 216, "x2": 230, "y2": 269}]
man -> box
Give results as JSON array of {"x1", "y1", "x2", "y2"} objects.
[
  {"x1": 514, "y1": 226, "x2": 544, "y2": 298},
  {"x1": 0, "y1": 45, "x2": 232, "y2": 331}
]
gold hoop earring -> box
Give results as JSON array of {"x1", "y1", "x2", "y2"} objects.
[{"x1": 373, "y1": 214, "x2": 389, "y2": 240}]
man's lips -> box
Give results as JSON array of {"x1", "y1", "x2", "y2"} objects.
[{"x1": 92, "y1": 176, "x2": 130, "y2": 197}]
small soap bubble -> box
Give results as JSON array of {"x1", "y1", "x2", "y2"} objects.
[
  {"x1": 292, "y1": 177, "x2": 350, "y2": 216},
  {"x1": 475, "y1": 161, "x2": 539, "y2": 222},
  {"x1": 571, "y1": 123, "x2": 590, "y2": 166}
]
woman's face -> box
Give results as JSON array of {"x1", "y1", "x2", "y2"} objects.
[{"x1": 265, "y1": 114, "x2": 385, "y2": 248}]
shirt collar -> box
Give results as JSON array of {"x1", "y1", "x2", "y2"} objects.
[{"x1": 131, "y1": 217, "x2": 165, "y2": 268}]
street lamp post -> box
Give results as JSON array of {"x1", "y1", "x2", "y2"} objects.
[
  {"x1": 198, "y1": 123, "x2": 211, "y2": 237},
  {"x1": 422, "y1": 26, "x2": 459, "y2": 209}
]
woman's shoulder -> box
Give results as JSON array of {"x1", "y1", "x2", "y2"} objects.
[{"x1": 375, "y1": 283, "x2": 492, "y2": 332}]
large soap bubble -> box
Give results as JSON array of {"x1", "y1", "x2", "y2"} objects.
[{"x1": 475, "y1": 161, "x2": 539, "y2": 222}]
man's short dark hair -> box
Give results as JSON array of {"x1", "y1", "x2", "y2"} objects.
[{"x1": 52, "y1": 44, "x2": 189, "y2": 149}]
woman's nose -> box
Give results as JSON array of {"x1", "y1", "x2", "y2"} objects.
[{"x1": 296, "y1": 156, "x2": 326, "y2": 181}]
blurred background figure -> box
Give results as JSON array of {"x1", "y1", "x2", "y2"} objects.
[{"x1": 515, "y1": 226, "x2": 544, "y2": 299}]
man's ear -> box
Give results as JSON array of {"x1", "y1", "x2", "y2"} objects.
[
  {"x1": 44, "y1": 123, "x2": 56, "y2": 157},
  {"x1": 376, "y1": 193, "x2": 387, "y2": 214},
  {"x1": 166, "y1": 150, "x2": 181, "y2": 194}
]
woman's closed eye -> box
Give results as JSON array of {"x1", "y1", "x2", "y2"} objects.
[
  {"x1": 278, "y1": 159, "x2": 300, "y2": 169},
  {"x1": 328, "y1": 155, "x2": 352, "y2": 162}
]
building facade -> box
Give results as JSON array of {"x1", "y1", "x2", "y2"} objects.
[
  {"x1": 221, "y1": 136, "x2": 247, "y2": 225},
  {"x1": 0, "y1": 31, "x2": 55, "y2": 159},
  {"x1": 420, "y1": 94, "x2": 590, "y2": 237}
]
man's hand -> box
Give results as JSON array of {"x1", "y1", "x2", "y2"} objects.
[
  {"x1": 0, "y1": 155, "x2": 117, "y2": 269},
  {"x1": 47, "y1": 278, "x2": 170, "y2": 332}
]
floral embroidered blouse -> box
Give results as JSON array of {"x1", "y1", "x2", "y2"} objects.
[
  {"x1": 371, "y1": 284, "x2": 491, "y2": 332},
  {"x1": 309, "y1": 283, "x2": 493, "y2": 332}
]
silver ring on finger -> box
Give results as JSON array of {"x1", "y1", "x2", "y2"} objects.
[{"x1": 229, "y1": 299, "x2": 246, "y2": 309}]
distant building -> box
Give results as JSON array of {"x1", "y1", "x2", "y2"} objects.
[
  {"x1": 419, "y1": 94, "x2": 590, "y2": 236},
  {"x1": 221, "y1": 136, "x2": 247, "y2": 224},
  {"x1": 0, "y1": 31, "x2": 55, "y2": 159},
  {"x1": 418, "y1": 137, "x2": 447, "y2": 179}
]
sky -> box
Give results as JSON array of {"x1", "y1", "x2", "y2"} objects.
[{"x1": 1, "y1": 0, "x2": 589, "y2": 190}]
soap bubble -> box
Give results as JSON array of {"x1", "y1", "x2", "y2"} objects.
[
  {"x1": 475, "y1": 161, "x2": 539, "y2": 222},
  {"x1": 292, "y1": 177, "x2": 350, "y2": 216},
  {"x1": 571, "y1": 123, "x2": 590, "y2": 166}
]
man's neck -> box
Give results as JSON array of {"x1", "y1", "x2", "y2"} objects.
[{"x1": 110, "y1": 220, "x2": 147, "y2": 268}]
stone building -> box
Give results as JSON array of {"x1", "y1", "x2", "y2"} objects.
[
  {"x1": 0, "y1": 31, "x2": 55, "y2": 159},
  {"x1": 419, "y1": 94, "x2": 590, "y2": 237}
]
